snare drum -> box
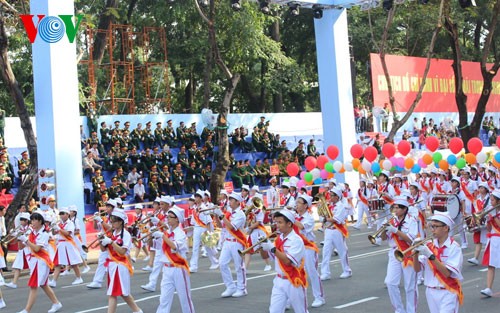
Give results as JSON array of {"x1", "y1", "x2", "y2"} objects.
[
  {"x1": 430, "y1": 194, "x2": 460, "y2": 219},
  {"x1": 368, "y1": 199, "x2": 385, "y2": 212}
]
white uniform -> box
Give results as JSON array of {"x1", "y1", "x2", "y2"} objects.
[
  {"x1": 12, "y1": 225, "x2": 30, "y2": 270},
  {"x1": 156, "y1": 227, "x2": 195, "y2": 313},
  {"x1": 54, "y1": 220, "x2": 83, "y2": 266},
  {"x1": 269, "y1": 231, "x2": 308, "y2": 313},
  {"x1": 71, "y1": 217, "x2": 87, "y2": 259},
  {"x1": 190, "y1": 204, "x2": 218, "y2": 271},
  {"x1": 408, "y1": 193, "x2": 426, "y2": 239},
  {"x1": 266, "y1": 186, "x2": 280, "y2": 209},
  {"x1": 219, "y1": 207, "x2": 247, "y2": 293},
  {"x1": 26, "y1": 229, "x2": 52, "y2": 287},
  {"x1": 450, "y1": 188, "x2": 467, "y2": 247},
  {"x1": 248, "y1": 208, "x2": 268, "y2": 250},
  {"x1": 418, "y1": 237, "x2": 463, "y2": 313},
  {"x1": 482, "y1": 211, "x2": 500, "y2": 268},
  {"x1": 376, "y1": 183, "x2": 397, "y2": 242},
  {"x1": 90, "y1": 216, "x2": 111, "y2": 285},
  {"x1": 280, "y1": 194, "x2": 296, "y2": 209},
  {"x1": 106, "y1": 229, "x2": 134, "y2": 297},
  {"x1": 461, "y1": 179, "x2": 478, "y2": 215},
  {"x1": 473, "y1": 194, "x2": 490, "y2": 244},
  {"x1": 385, "y1": 215, "x2": 419, "y2": 313},
  {"x1": 355, "y1": 186, "x2": 377, "y2": 228},
  {"x1": 320, "y1": 202, "x2": 352, "y2": 278}
]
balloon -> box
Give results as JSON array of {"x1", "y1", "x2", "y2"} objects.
[
  {"x1": 396, "y1": 157, "x2": 405, "y2": 168},
  {"x1": 497, "y1": 136, "x2": 500, "y2": 148},
  {"x1": 333, "y1": 161, "x2": 343, "y2": 172},
  {"x1": 313, "y1": 177, "x2": 322, "y2": 185},
  {"x1": 411, "y1": 164, "x2": 421, "y2": 174},
  {"x1": 438, "y1": 160, "x2": 449, "y2": 171},
  {"x1": 317, "y1": 155, "x2": 329, "y2": 169},
  {"x1": 358, "y1": 167, "x2": 366, "y2": 175},
  {"x1": 351, "y1": 158, "x2": 361, "y2": 169},
  {"x1": 467, "y1": 137, "x2": 483, "y2": 155},
  {"x1": 344, "y1": 162, "x2": 353, "y2": 172},
  {"x1": 324, "y1": 162, "x2": 334, "y2": 173},
  {"x1": 422, "y1": 154, "x2": 433, "y2": 165},
  {"x1": 418, "y1": 158, "x2": 427, "y2": 168},
  {"x1": 364, "y1": 146, "x2": 378, "y2": 162},
  {"x1": 296, "y1": 180, "x2": 306, "y2": 189},
  {"x1": 362, "y1": 159, "x2": 372, "y2": 172},
  {"x1": 326, "y1": 145, "x2": 340, "y2": 160},
  {"x1": 306, "y1": 180, "x2": 313, "y2": 186},
  {"x1": 495, "y1": 152, "x2": 500, "y2": 163},
  {"x1": 304, "y1": 172, "x2": 313, "y2": 182},
  {"x1": 404, "y1": 158, "x2": 414, "y2": 169},
  {"x1": 350, "y1": 144, "x2": 364, "y2": 159},
  {"x1": 447, "y1": 154, "x2": 457, "y2": 165},
  {"x1": 311, "y1": 168, "x2": 321, "y2": 180},
  {"x1": 289, "y1": 177, "x2": 299, "y2": 185},
  {"x1": 465, "y1": 153, "x2": 476, "y2": 165},
  {"x1": 304, "y1": 156, "x2": 317, "y2": 171},
  {"x1": 425, "y1": 136, "x2": 439, "y2": 152},
  {"x1": 339, "y1": 166, "x2": 345, "y2": 173},
  {"x1": 494, "y1": 158, "x2": 500, "y2": 169},
  {"x1": 449, "y1": 137, "x2": 464, "y2": 154},
  {"x1": 395, "y1": 166, "x2": 404, "y2": 172},
  {"x1": 320, "y1": 169, "x2": 329, "y2": 179},
  {"x1": 456, "y1": 158, "x2": 466, "y2": 169},
  {"x1": 286, "y1": 162, "x2": 300, "y2": 177},
  {"x1": 432, "y1": 152, "x2": 443, "y2": 163},
  {"x1": 382, "y1": 143, "x2": 396, "y2": 158},
  {"x1": 476, "y1": 151, "x2": 487, "y2": 164},
  {"x1": 371, "y1": 162, "x2": 381, "y2": 173},
  {"x1": 398, "y1": 140, "x2": 411, "y2": 156},
  {"x1": 327, "y1": 172, "x2": 335, "y2": 179},
  {"x1": 382, "y1": 159, "x2": 392, "y2": 171},
  {"x1": 300, "y1": 171, "x2": 306, "y2": 180}
]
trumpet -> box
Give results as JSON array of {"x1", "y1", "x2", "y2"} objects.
[
  {"x1": 88, "y1": 232, "x2": 107, "y2": 250},
  {"x1": 83, "y1": 212, "x2": 107, "y2": 223},
  {"x1": 465, "y1": 202, "x2": 500, "y2": 232},
  {"x1": 0, "y1": 225, "x2": 23, "y2": 245},
  {"x1": 139, "y1": 208, "x2": 162, "y2": 225},
  {"x1": 368, "y1": 216, "x2": 396, "y2": 245},
  {"x1": 0, "y1": 228, "x2": 31, "y2": 246},
  {"x1": 198, "y1": 206, "x2": 218, "y2": 214},
  {"x1": 244, "y1": 197, "x2": 264, "y2": 216},
  {"x1": 238, "y1": 231, "x2": 278, "y2": 256}
]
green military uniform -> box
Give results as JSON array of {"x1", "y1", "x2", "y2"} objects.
[
  {"x1": 292, "y1": 142, "x2": 306, "y2": 165},
  {"x1": 148, "y1": 176, "x2": 161, "y2": 200},
  {"x1": 161, "y1": 149, "x2": 174, "y2": 169},
  {"x1": 141, "y1": 151, "x2": 155, "y2": 174},
  {"x1": 185, "y1": 165, "x2": 202, "y2": 194},
  {"x1": 154, "y1": 123, "x2": 165, "y2": 147},
  {"x1": 130, "y1": 126, "x2": 143, "y2": 149},
  {"x1": 307, "y1": 142, "x2": 317, "y2": 156},
  {"x1": 172, "y1": 167, "x2": 185, "y2": 195},
  {"x1": 143, "y1": 123, "x2": 155, "y2": 149},
  {"x1": 159, "y1": 168, "x2": 172, "y2": 194},
  {"x1": 177, "y1": 149, "x2": 189, "y2": 169},
  {"x1": 230, "y1": 164, "x2": 244, "y2": 189}
]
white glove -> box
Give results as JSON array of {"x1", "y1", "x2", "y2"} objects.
[
  {"x1": 414, "y1": 244, "x2": 434, "y2": 258},
  {"x1": 17, "y1": 235, "x2": 28, "y2": 243},
  {"x1": 213, "y1": 208, "x2": 223, "y2": 217},
  {"x1": 260, "y1": 242, "x2": 274, "y2": 252},
  {"x1": 150, "y1": 217, "x2": 160, "y2": 224},
  {"x1": 94, "y1": 216, "x2": 103, "y2": 223},
  {"x1": 386, "y1": 225, "x2": 398, "y2": 234},
  {"x1": 100, "y1": 236, "x2": 112, "y2": 246},
  {"x1": 52, "y1": 224, "x2": 60, "y2": 231},
  {"x1": 152, "y1": 231, "x2": 164, "y2": 239}
]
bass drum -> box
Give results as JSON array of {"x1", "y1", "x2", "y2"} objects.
[{"x1": 430, "y1": 194, "x2": 460, "y2": 219}]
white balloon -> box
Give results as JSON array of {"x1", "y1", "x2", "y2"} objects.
[
  {"x1": 333, "y1": 161, "x2": 343, "y2": 172},
  {"x1": 311, "y1": 168, "x2": 321, "y2": 180},
  {"x1": 382, "y1": 159, "x2": 392, "y2": 171},
  {"x1": 344, "y1": 162, "x2": 353, "y2": 172},
  {"x1": 289, "y1": 176, "x2": 299, "y2": 184},
  {"x1": 476, "y1": 151, "x2": 487, "y2": 164},
  {"x1": 362, "y1": 159, "x2": 372, "y2": 172}
]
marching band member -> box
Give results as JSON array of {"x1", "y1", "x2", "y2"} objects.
[
  {"x1": 243, "y1": 193, "x2": 272, "y2": 271},
  {"x1": 413, "y1": 211, "x2": 463, "y2": 313},
  {"x1": 433, "y1": 170, "x2": 451, "y2": 195},
  {"x1": 320, "y1": 187, "x2": 352, "y2": 280},
  {"x1": 354, "y1": 179, "x2": 376, "y2": 230},
  {"x1": 189, "y1": 190, "x2": 219, "y2": 272},
  {"x1": 375, "y1": 171, "x2": 396, "y2": 246},
  {"x1": 44, "y1": 215, "x2": 57, "y2": 261},
  {"x1": 289, "y1": 182, "x2": 298, "y2": 199},
  {"x1": 241, "y1": 185, "x2": 251, "y2": 207},
  {"x1": 450, "y1": 176, "x2": 468, "y2": 249},
  {"x1": 460, "y1": 168, "x2": 478, "y2": 249},
  {"x1": 153, "y1": 206, "x2": 195, "y2": 313},
  {"x1": 266, "y1": 176, "x2": 280, "y2": 210},
  {"x1": 295, "y1": 194, "x2": 325, "y2": 308},
  {"x1": 99, "y1": 208, "x2": 143, "y2": 313},
  {"x1": 87, "y1": 200, "x2": 115, "y2": 289},
  {"x1": 5, "y1": 212, "x2": 31, "y2": 289},
  {"x1": 131, "y1": 204, "x2": 150, "y2": 262},
  {"x1": 49, "y1": 207, "x2": 83, "y2": 287},
  {"x1": 45, "y1": 196, "x2": 59, "y2": 224},
  {"x1": 392, "y1": 174, "x2": 408, "y2": 196},
  {"x1": 261, "y1": 210, "x2": 308, "y2": 313},
  {"x1": 68, "y1": 205, "x2": 91, "y2": 274},
  {"x1": 468, "y1": 182, "x2": 490, "y2": 265},
  {"x1": 417, "y1": 171, "x2": 431, "y2": 205},
  {"x1": 340, "y1": 183, "x2": 356, "y2": 222},
  {"x1": 381, "y1": 196, "x2": 418, "y2": 313},
  {"x1": 142, "y1": 197, "x2": 162, "y2": 272},
  {"x1": 480, "y1": 189, "x2": 500, "y2": 297},
  {"x1": 213, "y1": 192, "x2": 248, "y2": 298},
  {"x1": 16, "y1": 212, "x2": 62, "y2": 313},
  {"x1": 249, "y1": 185, "x2": 260, "y2": 199},
  {"x1": 487, "y1": 167, "x2": 499, "y2": 191},
  {"x1": 217, "y1": 191, "x2": 229, "y2": 251},
  {"x1": 280, "y1": 182, "x2": 296, "y2": 209},
  {"x1": 408, "y1": 182, "x2": 426, "y2": 239}
]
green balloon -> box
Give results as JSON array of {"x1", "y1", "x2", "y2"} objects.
[
  {"x1": 324, "y1": 162, "x2": 334, "y2": 173},
  {"x1": 432, "y1": 152, "x2": 443, "y2": 163},
  {"x1": 456, "y1": 158, "x2": 466, "y2": 169},
  {"x1": 304, "y1": 172, "x2": 313, "y2": 182}
]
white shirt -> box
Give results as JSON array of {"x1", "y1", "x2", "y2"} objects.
[
  {"x1": 127, "y1": 172, "x2": 141, "y2": 185},
  {"x1": 272, "y1": 231, "x2": 305, "y2": 274},
  {"x1": 386, "y1": 215, "x2": 418, "y2": 249},
  {"x1": 330, "y1": 202, "x2": 349, "y2": 225},
  {"x1": 225, "y1": 208, "x2": 245, "y2": 240},
  {"x1": 56, "y1": 219, "x2": 75, "y2": 241},
  {"x1": 158, "y1": 226, "x2": 188, "y2": 264},
  {"x1": 418, "y1": 237, "x2": 463, "y2": 287},
  {"x1": 266, "y1": 186, "x2": 280, "y2": 209},
  {"x1": 296, "y1": 211, "x2": 315, "y2": 242},
  {"x1": 110, "y1": 229, "x2": 131, "y2": 255},
  {"x1": 133, "y1": 183, "x2": 146, "y2": 197}
]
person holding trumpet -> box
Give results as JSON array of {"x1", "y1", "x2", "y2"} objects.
[
  {"x1": 412, "y1": 211, "x2": 463, "y2": 313},
  {"x1": 243, "y1": 193, "x2": 272, "y2": 271},
  {"x1": 380, "y1": 196, "x2": 418, "y2": 313},
  {"x1": 480, "y1": 189, "x2": 500, "y2": 297},
  {"x1": 5, "y1": 212, "x2": 31, "y2": 289},
  {"x1": 375, "y1": 170, "x2": 396, "y2": 246}
]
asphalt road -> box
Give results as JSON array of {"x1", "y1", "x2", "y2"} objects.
[{"x1": 2, "y1": 226, "x2": 499, "y2": 313}]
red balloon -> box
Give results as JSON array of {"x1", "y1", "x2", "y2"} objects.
[
  {"x1": 398, "y1": 140, "x2": 411, "y2": 156},
  {"x1": 467, "y1": 137, "x2": 483, "y2": 155},
  {"x1": 317, "y1": 155, "x2": 329, "y2": 169},
  {"x1": 382, "y1": 143, "x2": 396, "y2": 158},
  {"x1": 304, "y1": 156, "x2": 317, "y2": 171},
  {"x1": 350, "y1": 144, "x2": 364, "y2": 159},
  {"x1": 449, "y1": 137, "x2": 464, "y2": 154},
  {"x1": 425, "y1": 136, "x2": 439, "y2": 152},
  {"x1": 326, "y1": 145, "x2": 339, "y2": 160},
  {"x1": 286, "y1": 162, "x2": 300, "y2": 177},
  {"x1": 364, "y1": 146, "x2": 378, "y2": 162},
  {"x1": 497, "y1": 136, "x2": 500, "y2": 148}
]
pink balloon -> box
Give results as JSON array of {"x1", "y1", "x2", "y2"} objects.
[
  {"x1": 320, "y1": 169, "x2": 329, "y2": 179},
  {"x1": 396, "y1": 157, "x2": 405, "y2": 168},
  {"x1": 296, "y1": 180, "x2": 306, "y2": 189},
  {"x1": 389, "y1": 156, "x2": 397, "y2": 166},
  {"x1": 300, "y1": 171, "x2": 306, "y2": 180},
  {"x1": 418, "y1": 158, "x2": 427, "y2": 168}
]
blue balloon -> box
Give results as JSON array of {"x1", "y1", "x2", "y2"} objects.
[
  {"x1": 411, "y1": 164, "x2": 421, "y2": 174},
  {"x1": 495, "y1": 152, "x2": 500, "y2": 163},
  {"x1": 395, "y1": 166, "x2": 403, "y2": 172},
  {"x1": 371, "y1": 162, "x2": 381, "y2": 173},
  {"x1": 447, "y1": 154, "x2": 457, "y2": 165},
  {"x1": 313, "y1": 178, "x2": 322, "y2": 185}
]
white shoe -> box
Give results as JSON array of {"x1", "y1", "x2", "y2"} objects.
[
  {"x1": 16, "y1": 310, "x2": 28, "y2": 313},
  {"x1": 340, "y1": 272, "x2": 352, "y2": 279},
  {"x1": 352, "y1": 225, "x2": 360, "y2": 230},
  {"x1": 143, "y1": 256, "x2": 150, "y2": 262},
  {"x1": 481, "y1": 288, "x2": 493, "y2": 297},
  {"x1": 140, "y1": 284, "x2": 155, "y2": 292},
  {"x1": 86, "y1": 281, "x2": 102, "y2": 289},
  {"x1": 285, "y1": 303, "x2": 291, "y2": 310},
  {"x1": 209, "y1": 263, "x2": 219, "y2": 270},
  {"x1": 201, "y1": 252, "x2": 208, "y2": 258},
  {"x1": 461, "y1": 243, "x2": 468, "y2": 249},
  {"x1": 142, "y1": 265, "x2": 153, "y2": 272},
  {"x1": 72, "y1": 277, "x2": 83, "y2": 285},
  {"x1": 60, "y1": 270, "x2": 70, "y2": 276},
  {"x1": 417, "y1": 277, "x2": 424, "y2": 286},
  {"x1": 231, "y1": 289, "x2": 247, "y2": 298},
  {"x1": 0, "y1": 299, "x2": 5, "y2": 309},
  {"x1": 263, "y1": 265, "x2": 272, "y2": 271},
  {"x1": 311, "y1": 298, "x2": 325, "y2": 308},
  {"x1": 131, "y1": 257, "x2": 137, "y2": 263},
  {"x1": 221, "y1": 288, "x2": 236, "y2": 298},
  {"x1": 367, "y1": 225, "x2": 373, "y2": 229},
  {"x1": 48, "y1": 302, "x2": 62, "y2": 313},
  {"x1": 467, "y1": 257, "x2": 479, "y2": 265},
  {"x1": 4, "y1": 282, "x2": 17, "y2": 289},
  {"x1": 320, "y1": 275, "x2": 331, "y2": 281},
  {"x1": 48, "y1": 280, "x2": 56, "y2": 288},
  {"x1": 189, "y1": 267, "x2": 198, "y2": 273},
  {"x1": 81, "y1": 266, "x2": 91, "y2": 274}
]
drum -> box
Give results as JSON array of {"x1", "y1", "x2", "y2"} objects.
[
  {"x1": 368, "y1": 199, "x2": 385, "y2": 212},
  {"x1": 430, "y1": 194, "x2": 460, "y2": 219}
]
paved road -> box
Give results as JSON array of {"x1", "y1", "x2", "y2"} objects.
[{"x1": 2, "y1": 226, "x2": 499, "y2": 313}]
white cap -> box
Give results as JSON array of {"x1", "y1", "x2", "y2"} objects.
[
  {"x1": 297, "y1": 194, "x2": 312, "y2": 207},
  {"x1": 19, "y1": 212, "x2": 31, "y2": 220},
  {"x1": 269, "y1": 176, "x2": 277, "y2": 183},
  {"x1": 330, "y1": 187, "x2": 343, "y2": 199},
  {"x1": 251, "y1": 185, "x2": 259, "y2": 192},
  {"x1": 59, "y1": 207, "x2": 70, "y2": 214},
  {"x1": 450, "y1": 176, "x2": 461, "y2": 183},
  {"x1": 360, "y1": 178, "x2": 367, "y2": 184},
  {"x1": 393, "y1": 196, "x2": 409, "y2": 208},
  {"x1": 328, "y1": 178, "x2": 337, "y2": 185},
  {"x1": 114, "y1": 198, "x2": 123, "y2": 206},
  {"x1": 68, "y1": 205, "x2": 78, "y2": 212},
  {"x1": 462, "y1": 167, "x2": 471, "y2": 174},
  {"x1": 220, "y1": 190, "x2": 228, "y2": 196},
  {"x1": 43, "y1": 212, "x2": 53, "y2": 222},
  {"x1": 281, "y1": 182, "x2": 291, "y2": 189},
  {"x1": 400, "y1": 189, "x2": 411, "y2": 198},
  {"x1": 394, "y1": 173, "x2": 402, "y2": 178},
  {"x1": 229, "y1": 192, "x2": 243, "y2": 203},
  {"x1": 135, "y1": 204, "x2": 144, "y2": 209},
  {"x1": 492, "y1": 189, "x2": 500, "y2": 199},
  {"x1": 241, "y1": 184, "x2": 250, "y2": 191},
  {"x1": 160, "y1": 195, "x2": 170, "y2": 204},
  {"x1": 381, "y1": 170, "x2": 391, "y2": 178},
  {"x1": 111, "y1": 208, "x2": 127, "y2": 221},
  {"x1": 409, "y1": 182, "x2": 419, "y2": 190},
  {"x1": 189, "y1": 195, "x2": 195, "y2": 201},
  {"x1": 154, "y1": 197, "x2": 162, "y2": 203},
  {"x1": 276, "y1": 210, "x2": 296, "y2": 223},
  {"x1": 168, "y1": 207, "x2": 185, "y2": 224},
  {"x1": 204, "y1": 190, "x2": 211, "y2": 198},
  {"x1": 429, "y1": 211, "x2": 454, "y2": 227},
  {"x1": 195, "y1": 189, "x2": 205, "y2": 198},
  {"x1": 478, "y1": 182, "x2": 489, "y2": 191},
  {"x1": 106, "y1": 199, "x2": 117, "y2": 208},
  {"x1": 289, "y1": 181, "x2": 297, "y2": 188},
  {"x1": 367, "y1": 179, "x2": 375, "y2": 185}
]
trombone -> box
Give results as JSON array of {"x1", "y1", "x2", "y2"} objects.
[
  {"x1": 238, "y1": 231, "x2": 278, "y2": 256},
  {"x1": 244, "y1": 197, "x2": 264, "y2": 216},
  {"x1": 83, "y1": 212, "x2": 107, "y2": 223}
]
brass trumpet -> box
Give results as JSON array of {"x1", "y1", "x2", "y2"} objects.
[
  {"x1": 465, "y1": 202, "x2": 500, "y2": 232},
  {"x1": 367, "y1": 216, "x2": 396, "y2": 245},
  {"x1": 0, "y1": 228, "x2": 31, "y2": 246},
  {"x1": 0, "y1": 225, "x2": 23, "y2": 246},
  {"x1": 314, "y1": 193, "x2": 333, "y2": 227},
  {"x1": 238, "y1": 231, "x2": 278, "y2": 256},
  {"x1": 83, "y1": 212, "x2": 107, "y2": 223},
  {"x1": 244, "y1": 197, "x2": 264, "y2": 216},
  {"x1": 139, "y1": 208, "x2": 162, "y2": 225},
  {"x1": 87, "y1": 232, "x2": 106, "y2": 250}
]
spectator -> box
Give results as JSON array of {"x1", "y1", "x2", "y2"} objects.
[
  {"x1": 488, "y1": 131, "x2": 497, "y2": 146},
  {"x1": 0, "y1": 165, "x2": 12, "y2": 194},
  {"x1": 133, "y1": 178, "x2": 147, "y2": 203},
  {"x1": 292, "y1": 140, "x2": 306, "y2": 165},
  {"x1": 353, "y1": 105, "x2": 361, "y2": 133},
  {"x1": 80, "y1": 125, "x2": 87, "y2": 148},
  {"x1": 380, "y1": 103, "x2": 390, "y2": 132},
  {"x1": 412, "y1": 117, "x2": 420, "y2": 137},
  {"x1": 307, "y1": 139, "x2": 317, "y2": 157},
  {"x1": 82, "y1": 151, "x2": 102, "y2": 175}
]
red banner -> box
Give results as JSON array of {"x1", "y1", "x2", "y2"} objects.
[{"x1": 370, "y1": 53, "x2": 500, "y2": 112}]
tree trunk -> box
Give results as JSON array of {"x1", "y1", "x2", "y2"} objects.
[
  {"x1": 184, "y1": 71, "x2": 194, "y2": 113},
  {"x1": 0, "y1": 11, "x2": 38, "y2": 228},
  {"x1": 241, "y1": 74, "x2": 260, "y2": 112},
  {"x1": 270, "y1": 20, "x2": 283, "y2": 113},
  {"x1": 202, "y1": 44, "x2": 212, "y2": 108},
  {"x1": 92, "y1": 0, "x2": 117, "y2": 64}
]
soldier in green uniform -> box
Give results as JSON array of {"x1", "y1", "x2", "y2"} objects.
[
  {"x1": 94, "y1": 181, "x2": 109, "y2": 204},
  {"x1": 187, "y1": 122, "x2": 199, "y2": 146},
  {"x1": 152, "y1": 146, "x2": 162, "y2": 167},
  {"x1": 261, "y1": 132, "x2": 273, "y2": 158},
  {"x1": 115, "y1": 167, "x2": 128, "y2": 190},
  {"x1": 130, "y1": 123, "x2": 144, "y2": 149},
  {"x1": 128, "y1": 146, "x2": 143, "y2": 172},
  {"x1": 87, "y1": 131, "x2": 105, "y2": 156},
  {"x1": 113, "y1": 120, "x2": 121, "y2": 135},
  {"x1": 254, "y1": 159, "x2": 268, "y2": 186},
  {"x1": 116, "y1": 146, "x2": 130, "y2": 172},
  {"x1": 200, "y1": 125, "x2": 214, "y2": 143},
  {"x1": 292, "y1": 140, "x2": 306, "y2": 166},
  {"x1": 148, "y1": 164, "x2": 160, "y2": 182},
  {"x1": 121, "y1": 129, "x2": 131, "y2": 149},
  {"x1": 18, "y1": 150, "x2": 30, "y2": 169},
  {"x1": 176, "y1": 121, "x2": 187, "y2": 147},
  {"x1": 172, "y1": 163, "x2": 185, "y2": 195},
  {"x1": 161, "y1": 145, "x2": 174, "y2": 169},
  {"x1": 159, "y1": 165, "x2": 172, "y2": 195},
  {"x1": 103, "y1": 150, "x2": 118, "y2": 171},
  {"x1": 148, "y1": 174, "x2": 161, "y2": 200},
  {"x1": 154, "y1": 122, "x2": 165, "y2": 147},
  {"x1": 307, "y1": 139, "x2": 317, "y2": 157},
  {"x1": 99, "y1": 121, "x2": 112, "y2": 151},
  {"x1": 143, "y1": 121, "x2": 155, "y2": 149},
  {"x1": 201, "y1": 164, "x2": 211, "y2": 190},
  {"x1": 203, "y1": 134, "x2": 214, "y2": 157},
  {"x1": 256, "y1": 116, "x2": 266, "y2": 130},
  {"x1": 165, "y1": 119, "x2": 177, "y2": 147},
  {"x1": 230, "y1": 160, "x2": 244, "y2": 189},
  {"x1": 0, "y1": 152, "x2": 14, "y2": 180},
  {"x1": 242, "y1": 159, "x2": 255, "y2": 186},
  {"x1": 95, "y1": 192, "x2": 109, "y2": 213},
  {"x1": 91, "y1": 169, "x2": 104, "y2": 193},
  {"x1": 0, "y1": 164, "x2": 12, "y2": 193},
  {"x1": 188, "y1": 142, "x2": 199, "y2": 164},
  {"x1": 185, "y1": 161, "x2": 201, "y2": 193},
  {"x1": 141, "y1": 148, "x2": 155, "y2": 175},
  {"x1": 108, "y1": 176, "x2": 128, "y2": 200},
  {"x1": 177, "y1": 145, "x2": 189, "y2": 170},
  {"x1": 110, "y1": 140, "x2": 121, "y2": 154}
]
